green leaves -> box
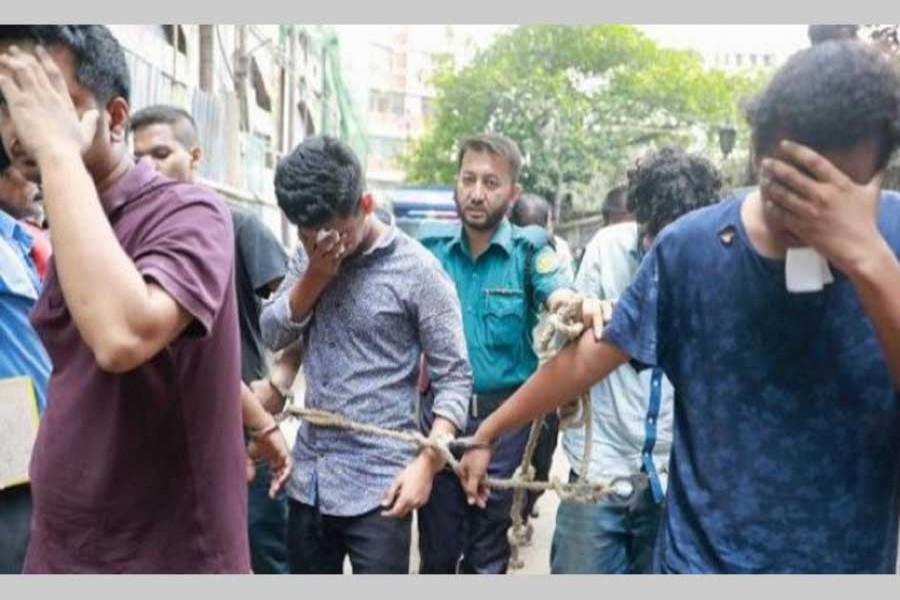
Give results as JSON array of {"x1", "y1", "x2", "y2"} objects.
[{"x1": 405, "y1": 25, "x2": 763, "y2": 214}]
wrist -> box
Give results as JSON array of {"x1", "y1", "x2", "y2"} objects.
[
  {"x1": 35, "y1": 140, "x2": 83, "y2": 166},
  {"x1": 305, "y1": 266, "x2": 336, "y2": 287},
  {"x1": 417, "y1": 447, "x2": 445, "y2": 473},
  {"x1": 250, "y1": 420, "x2": 280, "y2": 441},
  {"x1": 473, "y1": 421, "x2": 499, "y2": 447},
  {"x1": 845, "y1": 236, "x2": 895, "y2": 284}
]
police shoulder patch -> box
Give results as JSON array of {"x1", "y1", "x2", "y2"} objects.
[{"x1": 534, "y1": 247, "x2": 560, "y2": 274}]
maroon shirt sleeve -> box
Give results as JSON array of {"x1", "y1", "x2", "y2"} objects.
[{"x1": 132, "y1": 185, "x2": 235, "y2": 336}]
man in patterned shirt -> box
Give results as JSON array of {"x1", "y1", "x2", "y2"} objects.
[{"x1": 259, "y1": 136, "x2": 472, "y2": 574}]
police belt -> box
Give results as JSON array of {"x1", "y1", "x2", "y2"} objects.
[{"x1": 469, "y1": 386, "x2": 521, "y2": 419}]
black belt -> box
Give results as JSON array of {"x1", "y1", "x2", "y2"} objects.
[{"x1": 469, "y1": 386, "x2": 521, "y2": 419}]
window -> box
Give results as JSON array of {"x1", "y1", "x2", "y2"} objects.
[
  {"x1": 369, "y1": 91, "x2": 405, "y2": 117},
  {"x1": 162, "y1": 25, "x2": 187, "y2": 55},
  {"x1": 370, "y1": 136, "x2": 408, "y2": 165}
]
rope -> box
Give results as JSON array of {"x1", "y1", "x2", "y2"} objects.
[
  {"x1": 278, "y1": 404, "x2": 620, "y2": 503},
  {"x1": 507, "y1": 295, "x2": 593, "y2": 570},
  {"x1": 275, "y1": 293, "x2": 624, "y2": 573}
]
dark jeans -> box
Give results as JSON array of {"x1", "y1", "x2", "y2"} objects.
[
  {"x1": 0, "y1": 485, "x2": 32, "y2": 574},
  {"x1": 550, "y1": 470, "x2": 663, "y2": 574},
  {"x1": 247, "y1": 461, "x2": 289, "y2": 574},
  {"x1": 287, "y1": 499, "x2": 411, "y2": 574},
  {"x1": 417, "y1": 420, "x2": 531, "y2": 574}
]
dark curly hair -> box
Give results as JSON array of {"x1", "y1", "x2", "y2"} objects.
[
  {"x1": 274, "y1": 136, "x2": 364, "y2": 227},
  {"x1": 807, "y1": 24, "x2": 858, "y2": 45},
  {"x1": 0, "y1": 26, "x2": 130, "y2": 104},
  {"x1": 745, "y1": 40, "x2": 900, "y2": 170},
  {"x1": 626, "y1": 147, "x2": 723, "y2": 238}
]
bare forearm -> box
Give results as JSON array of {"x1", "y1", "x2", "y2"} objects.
[
  {"x1": 270, "y1": 340, "x2": 303, "y2": 390},
  {"x1": 241, "y1": 383, "x2": 275, "y2": 431},
  {"x1": 477, "y1": 333, "x2": 629, "y2": 443},
  {"x1": 38, "y1": 150, "x2": 158, "y2": 354},
  {"x1": 849, "y1": 239, "x2": 900, "y2": 387},
  {"x1": 288, "y1": 271, "x2": 331, "y2": 323}
]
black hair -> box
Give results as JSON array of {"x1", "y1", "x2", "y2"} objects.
[
  {"x1": 0, "y1": 25, "x2": 130, "y2": 104},
  {"x1": 745, "y1": 40, "x2": 900, "y2": 170},
  {"x1": 601, "y1": 185, "x2": 629, "y2": 219},
  {"x1": 807, "y1": 24, "x2": 859, "y2": 45},
  {"x1": 510, "y1": 193, "x2": 550, "y2": 228},
  {"x1": 457, "y1": 133, "x2": 523, "y2": 182},
  {"x1": 274, "y1": 136, "x2": 365, "y2": 227},
  {"x1": 626, "y1": 146, "x2": 722, "y2": 237},
  {"x1": 130, "y1": 104, "x2": 199, "y2": 147}
]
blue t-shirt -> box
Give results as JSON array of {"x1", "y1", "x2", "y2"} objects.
[{"x1": 603, "y1": 191, "x2": 900, "y2": 573}]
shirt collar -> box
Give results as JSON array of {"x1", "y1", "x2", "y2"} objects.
[
  {"x1": 99, "y1": 158, "x2": 155, "y2": 216},
  {"x1": 0, "y1": 209, "x2": 32, "y2": 250},
  {"x1": 362, "y1": 216, "x2": 398, "y2": 257},
  {"x1": 452, "y1": 217, "x2": 514, "y2": 257}
]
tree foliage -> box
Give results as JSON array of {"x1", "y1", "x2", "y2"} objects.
[{"x1": 405, "y1": 25, "x2": 763, "y2": 215}]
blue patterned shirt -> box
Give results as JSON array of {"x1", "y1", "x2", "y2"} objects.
[
  {"x1": 260, "y1": 225, "x2": 471, "y2": 516},
  {"x1": 603, "y1": 191, "x2": 900, "y2": 573}
]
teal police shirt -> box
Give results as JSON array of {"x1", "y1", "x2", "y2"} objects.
[{"x1": 420, "y1": 218, "x2": 572, "y2": 394}]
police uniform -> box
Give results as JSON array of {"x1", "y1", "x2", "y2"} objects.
[{"x1": 418, "y1": 218, "x2": 571, "y2": 574}]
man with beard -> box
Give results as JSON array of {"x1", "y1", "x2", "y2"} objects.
[{"x1": 417, "y1": 133, "x2": 599, "y2": 574}]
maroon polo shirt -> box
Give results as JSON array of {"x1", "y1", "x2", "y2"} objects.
[{"x1": 24, "y1": 160, "x2": 250, "y2": 573}]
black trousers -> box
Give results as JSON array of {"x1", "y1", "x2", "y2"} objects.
[
  {"x1": 287, "y1": 499, "x2": 411, "y2": 574},
  {"x1": 417, "y1": 419, "x2": 531, "y2": 574},
  {"x1": 0, "y1": 484, "x2": 32, "y2": 574},
  {"x1": 523, "y1": 411, "x2": 560, "y2": 518}
]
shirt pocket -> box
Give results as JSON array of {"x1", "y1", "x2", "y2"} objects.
[{"x1": 482, "y1": 289, "x2": 526, "y2": 350}]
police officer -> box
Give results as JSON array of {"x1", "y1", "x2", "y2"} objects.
[{"x1": 417, "y1": 133, "x2": 600, "y2": 574}]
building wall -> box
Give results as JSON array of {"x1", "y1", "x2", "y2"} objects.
[
  {"x1": 109, "y1": 24, "x2": 341, "y2": 246},
  {"x1": 336, "y1": 25, "x2": 508, "y2": 191}
]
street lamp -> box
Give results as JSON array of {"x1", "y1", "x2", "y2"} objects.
[{"x1": 718, "y1": 125, "x2": 737, "y2": 159}]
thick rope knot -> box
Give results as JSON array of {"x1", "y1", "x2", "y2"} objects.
[{"x1": 536, "y1": 295, "x2": 591, "y2": 430}]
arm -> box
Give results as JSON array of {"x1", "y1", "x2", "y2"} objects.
[
  {"x1": 241, "y1": 382, "x2": 292, "y2": 498},
  {"x1": 460, "y1": 333, "x2": 630, "y2": 506},
  {"x1": 251, "y1": 339, "x2": 304, "y2": 415},
  {"x1": 762, "y1": 141, "x2": 900, "y2": 386},
  {"x1": 381, "y1": 263, "x2": 473, "y2": 518},
  {"x1": 846, "y1": 243, "x2": 900, "y2": 386},
  {"x1": 0, "y1": 47, "x2": 212, "y2": 373},
  {"x1": 259, "y1": 230, "x2": 344, "y2": 352}
]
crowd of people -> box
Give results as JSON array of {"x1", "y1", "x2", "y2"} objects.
[{"x1": 1, "y1": 23, "x2": 899, "y2": 574}]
